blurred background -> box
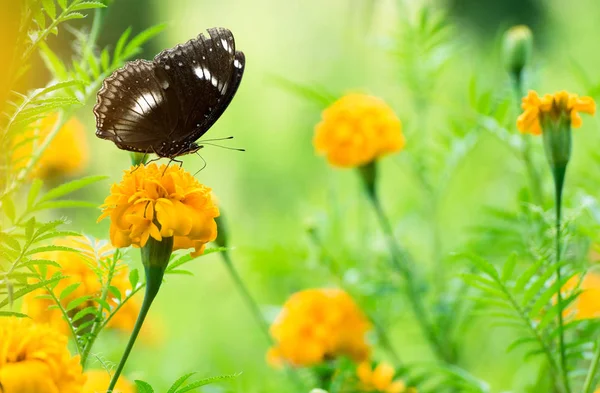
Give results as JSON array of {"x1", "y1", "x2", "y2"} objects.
[{"x1": 23, "y1": 0, "x2": 600, "y2": 391}]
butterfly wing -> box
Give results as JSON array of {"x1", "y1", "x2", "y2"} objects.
[
  {"x1": 152, "y1": 27, "x2": 245, "y2": 151},
  {"x1": 93, "y1": 59, "x2": 175, "y2": 153},
  {"x1": 94, "y1": 27, "x2": 245, "y2": 158}
]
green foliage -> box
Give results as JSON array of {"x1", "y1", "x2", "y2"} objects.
[{"x1": 135, "y1": 373, "x2": 240, "y2": 393}]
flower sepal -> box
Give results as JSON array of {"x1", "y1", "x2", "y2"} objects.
[
  {"x1": 540, "y1": 111, "x2": 572, "y2": 177},
  {"x1": 140, "y1": 235, "x2": 174, "y2": 302},
  {"x1": 358, "y1": 160, "x2": 377, "y2": 201}
]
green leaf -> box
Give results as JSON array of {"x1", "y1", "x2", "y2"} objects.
[
  {"x1": 113, "y1": 27, "x2": 132, "y2": 63},
  {"x1": 108, "y1": 285, "x2": 122, "y2": 301},
  {"x1": 61, "y1": 12, "x2": 86, "y2": 21},
  {"x1": 70, "y1": 1, "x2": 107, "y2": 11},
  {"x1": 135, "y1": 380, "x2": 154, "y2": 393},
  {"x1": 501, "y1": 254, "x2": 517, "y2": 282},
  {"x1": 167, "y1": 373, "x2": 196, "y2": 393},
  {"x1": 25, "y1": 218, "x2": 36, "y2": 241},
  {"x1": 33, "y1": 230, "x2": 82, "y2": 243},
  {"x1": 66, "y1": 295, "x2": 91, "y2": 311},
  {"x1": 32, "y1": 80, "x2": 85, "y2": 100},
  {"x1": 31, "y1": 200, "x2": 98, "y2": 212},
  {"x1": 2, "y1": 196, "x2": 16, "y2": 222},
  {"x1": 122, "y1": 24, "x2": 166, "y2": 58},
  {"x1": 42, "y1": 0, "x2": 56, "y2": 19},
  {"x1": 57, "y1": 0, "x2": 67, "y2": 9},
  {"x1": 175, "y1": 373, "x2": 239, "y2": 393},
  {"x1": 0, "y1": 232, "x2": 21, "y2": 252},
  {"x1": 128, "y1": 269, "x2": 139, "y2": 289},
  {"x1": 28, "y1": 179, "x2": 44, "y2": 208},
  {"x1": 39, "y1": 43, "x2": 69, "y2": 80},
  {"x1": 33, "y1": 7, "x2": 46, "y2": 29},
  {"x1": 60, "y1": 283, "x2": 81, "y2": 300},
  {"x1": 25, "y1": 245, "x2": 76, "y2": 256},
  {"x1": 38, "y1": 175, "x2": 107, "y2": 203},
  {"x1": 0, "y1": 311, "x2": 30, "y2": 318},
  {"x1": 100, "y1": 48, "x2": 110, "y2": 70},
  {"x1": 72, "y1": 306, "x2": 98, "y2": 323},
  {"x1": 0, "y1": 275, "x2": 66, "y2": 308}
]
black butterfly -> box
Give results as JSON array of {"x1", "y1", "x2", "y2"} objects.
[{"x1": 93, "y1": 27, "x2": 245, "y2": 159}]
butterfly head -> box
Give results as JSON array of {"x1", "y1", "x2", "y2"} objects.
[{"x1": 156, "y1": 141, "x2": 203, "y2": 158}]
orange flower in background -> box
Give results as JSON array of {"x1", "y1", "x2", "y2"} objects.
[
  {"x1": 99, "y1": 163, "x2": 219, "y2": 257},
  {"x1": 11, "y1": 112, "x2": 89, "y2": 179},
  {"x1": 357, "y1": 362, "x2": 415, "y2": 393},
  {"x1": 267, "y1": 288, "x2": 371, "y2": 367},
  {"x1": 314, "y1": 93, "x2": 404, "y2": 168},
  {"x1": 562, "y1": 271, "x2": 600, "y2": 320},
  {"x1": 517, "y1": 90, "x2": 595, "y2": 135},
  {"x1": 83, "y1": 370, "x2": 136, "y2": 393},
  {"x1": 0, "y1": 317, "x2": 85, "y2": 393},
  {"x1": 22, "y1": 236, "x2": 149, "y2": 338}
]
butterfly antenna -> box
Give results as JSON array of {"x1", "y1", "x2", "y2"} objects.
[
  {"x1": 194, "y1": 151, "x2": 208, "y2": 176},
  {"x1": 200, "y1": 142, "x2": 245, "y2": 152},
  {"x1": 198, "y1": 136, "x2": 235, "y2": 143}
]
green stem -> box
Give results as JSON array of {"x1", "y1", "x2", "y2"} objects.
[
  {"x1": 552, "y1": 165, "x2": 571, "y2": 393},
  {"x1": 88, "y1": 6, "x2": 106, "y2": 49},
  {"x1": 583, "y1": 339, "x2": 600, "y2": 393},
  {"x1": 221, "y1": 250, "x2": 272, "y2": 344},
  {"x1": 107, "y1": 263, "x2": 166, "y2": 392},
  {"x1": 512, "y1": 71, "x2": 543, "y2": 205}
]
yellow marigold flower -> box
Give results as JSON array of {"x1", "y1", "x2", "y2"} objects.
[
  {"x1": 83, "y1": 370, "x2": 135, "y2": 393},
  {"x1": 517, "y1": 90, "x2": 596, "y2": 136},
  {"x1": 0, "y1": 317, "x2": 85, "y2": 393},
  {"x1": 268, "y1": 288, "x2": 371, "y2": 367},
  {"x1": 357, "y1": 362, "x2": 415, "y2": 393},
  {"x1": 562, "y1": 271, "x2": 600, "y2": 320},
  {"x1": 22, "y1": 236, "x2": 147, "y2": 338},
  {"x1": 314, "y1": 94, "x2": 404, "y2": 168},
  {"x1": 11, "y1": 112, "x2": 89, "y2": 179},
  {"x1": 99, "y1": 163, "x2": 219, "y2": 257}
]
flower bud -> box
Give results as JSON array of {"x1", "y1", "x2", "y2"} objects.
[
  {"x1": 130, "y1": 152, "x2": 148, "y2": 166},
  {"x1": 214, "y1": 211, "x2": 228, "y2": 249},
  {"x1": 502, "y1": 25, "x2": 533, "y2": 77}
]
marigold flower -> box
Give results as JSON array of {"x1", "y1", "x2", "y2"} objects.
[
  {"x1": 517, "y1": 90, "x2": 596, "y2": 136},
  {"x1": 99, "y1": 163, "x2": 219, "y2": 257},
  {"x1": 314, "y1": 94, "x2": 404, "y2": 168},
  {"x1": 22, "y1": 236, "x2": 146, "y2": 337},
  {"x1": 11, "y1": 112, "x2": 89, "y2": 179},
  {"x1": 83, "y1": 370, "x2": 135, "y2": 393},
  {"x1": 267, "y1": 288, "x2": 371, "y2": 367},
  {"x1": 0, "y1": 317, "x2": 85, "y2": 393},
  {"x1": 357, "y1": 362, "x2": 415, "y2": 393},
  {"x1": 562, "y1": 271, "x2": 600, "y2": 320}
]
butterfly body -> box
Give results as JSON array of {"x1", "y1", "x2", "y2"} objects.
[{"x1": 94, "y1": 27, "x2": 245, "y2": 158}]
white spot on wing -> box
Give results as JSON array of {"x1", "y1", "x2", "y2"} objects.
[
  {"x1": 211, "y1": 76, "x2": 218, "y2": 87},
  {"x1": 202, "y1": 67, "x2": 212, "y2": 80},
  {"x1": 194, "y1": 66, "x2": 205, "y2": 79},
  {"x1": 234, "y1": 59, "x2": 242, "y2": 69},
  {"x1": 221, "y1": 38, "x2": 231, "y2": 53},
  {"x1": 134, "y1": 92, "x2": 161, "y2": 114}
]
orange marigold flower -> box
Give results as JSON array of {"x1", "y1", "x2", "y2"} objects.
[
  {"x1": 562, "y1": 271, "x2": 600, "y2": 320},
  {"x1": 314, "y1": 94, "x2": 404, "y2": 168},
  {"x1": 21, "y1": 236, "x2": 149, "y2": 338},
  {"x1": 11, "y1": 112, "x2": 89, "y2": 179},
  {"x1": 267, "y1": 288, "x2": 371, "y2": 367},
  {"x1": 99, "y1": 163, "x2": 219, "y2": 257},
  {"x1": 0, "y1": 317, "x2": 85, "y2": 393},
  {"x1": 517, "y1": 90, "x2": 596, "y2": 135},
  {"x1": 357, "y1": 362, "x2": 415, "y2": 393},
  {"x1": 83, "y1": 370, "x2": 135, "y2": 393}
]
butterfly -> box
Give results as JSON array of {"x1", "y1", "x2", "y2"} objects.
[{"x1": 93, "y1": 27, "x2": 245, "y2": 159}]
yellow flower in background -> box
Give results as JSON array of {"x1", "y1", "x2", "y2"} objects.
[
  {"x1": 22, "y1": 236, "x2": 148, "y2": 338},
  {"x1": 562, "y1": 271, "x2": 600, "y2": 320},
  {"x1": 0, "y1": 317, "x2": 85, "y2": 393},
  {"x1": 314, "y1": 94, "x2": 404, "y2": 168},
  {"x1": 517, "y1": 90, "x2": 596, "y2": 135},
  {"x1": 99, "y1": 163, "x2": 219, "y2": 257},
  {"x1": 357, "y1": 362, "x2": 414, "y2": 393},
  {"x1": 267, "y1": 288, "x2": 371, "y2": 367},
  {"x1": 83, "y1": 370, "x2": 136, "y2": 393},
  {"x1": 11, "y1": 112, "x2": 89, "y2": 179}
]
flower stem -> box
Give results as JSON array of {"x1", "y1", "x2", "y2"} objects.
[
  {"x1": 583, "y1": 339, "x2": 600, "y2": 393},
  {"x1": 107, "y1": 263, "x2": 166, "y2": 392},
  {"x1": 360, "y1": 162, "x2": 454, "y2": 363},
  {"x1": 220, "y1": 250, "x2": 272, "y2": 344},
  {"x1": 552, "y1": 165, "x2": 571, "y2": 393}
]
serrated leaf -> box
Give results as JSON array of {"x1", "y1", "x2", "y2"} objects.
[
  {"x1": 501, "y1": 254, "x2": 517, "y2": 281},
  {"x1": 1, "y1": 196, "x2": 16, "y2": 222},
  {"x1": 100, "y1": 48, "x2": 110, "y2": 70},
  {"x1": 167, "y1": 373, "x2": 196, "y2": 393},
  {"x1": 33, "y1": 7, "x2": 46, "y2": 29},
  {"x1": 32, "y1": 80, "x2": 84, "y2": 100},
  {"x1": 176, "y1": 373, "x2": 239, "y2": 393},
  {"x1": 39, "y1": 43, "x2": 69, "y2": 80},
  {"x1": 70, "y1": 1, "x2": 107, "y2": 11},
  {"x1": 72, "y1": 306, "x2": 98, "y2": 323},
  {"x1": 135, "y1": 380, "x2": 154, "y2": 393},
  {"x1": 0, "y1": 275, "x2": 65, "y2": 308},
  {"x1": 108, "y1": 285, "x2": 122, "y2": 301},
  {"x1": 57, "y1": 0, "x2": 67, "y2": 9},
  {"x1": 166, "y1": 269, "x2": 194, "y2": 276},
  {"x1": 122, "y1": 24, "x2": 166, "y2": 59},
  {"x1": 38, "y1": 175, "x2": 107, "y2": 203},
  {"x1": 42, "y1": 0, "x2": 56, "y2": 19},
  {"x1": 60, "y1": 283, "x2": 81, "y2": 300},
  {"x1": 0, "y1": 233, "x2": 21, "y2": 252},
  {"x1": 33, "y1": 230, "x2": 82, "y2": 243},
  {"x1": 25, "y1": 218, "x2": 36, "y2": 241},
  {"x1": 61, "y1": 12, "x2": 85, "y2": 21},
  {"x1": 25, "y1": 245, "x2": 76, "y2": 256},
  {"x1": 31, "y1": 200, "x2": 98, "y2": 212},
  {"x1": 95, "y1": 297, "x2": 111, "y2": 311},
  {"x1": 23, "y1": 259, "x2": 62, "y2": 269}
]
